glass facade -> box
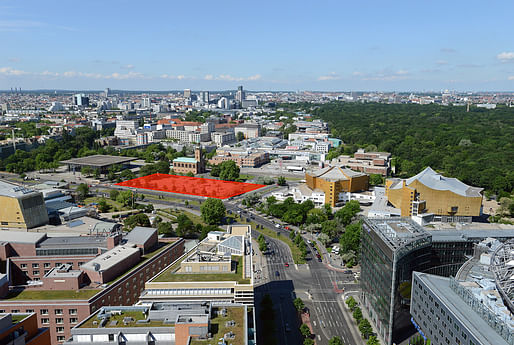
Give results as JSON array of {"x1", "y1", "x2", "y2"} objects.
[{"x1": 361, "y1": 219, "x2": 432, "y2": 345}]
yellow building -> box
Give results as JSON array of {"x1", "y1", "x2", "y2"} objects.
[
  {"x1": 386, "y1": 167, "x2": 483, "y2": 221},
  {"x1": 305, "y1": 166, "x2": 369, "y2": 207},
  {"x1": 0, "y1": 181, "x2": 48, "y2": 229}
]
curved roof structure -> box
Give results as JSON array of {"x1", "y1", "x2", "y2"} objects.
[
  {"x1": 491, "y1": 240, "x2": 514, "y2": 315},
  {"x1": 392, "y1": 166, "x2": 482, "y2": 197}
]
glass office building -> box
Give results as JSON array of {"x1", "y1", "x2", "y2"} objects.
[{"x1": 361, "y1": 218, "x2": 432, "y2": 345}]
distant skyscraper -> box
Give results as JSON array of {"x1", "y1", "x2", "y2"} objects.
[
  {"x1": 184, "y1": 89, "x2": 191, "y2": 99},
  {"x1": 104, "y1": 88, "x2": 111, "y2": 98},
  {"x1": 236, "y1": 85, "x2": 245, "y2": 103},
  {"x1": 73, "y1": 94, "x2": 89, "y2": 107},
  {"x1": 200, "y1": 91, "x2": 210, "y2": 103},
  {"x1": 142, "y1": 97, "x2": 151, "y2": 108}
]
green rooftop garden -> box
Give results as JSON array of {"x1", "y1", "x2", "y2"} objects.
[
  {"x1": 152, "y1": 255, "x2": 250, "y2": 284},
  {"x1": 6, "y1": 289, "x2": 100, "y2": 301},
  {"x1": 80, "y1": 310, "x2": 166, "y2": 328},
  {"x1": 190, "y1": 307, "x2": 245, "y2": 345},
  {"x1": 10, "y1": 314, "x2": 29, "y2": 323}
]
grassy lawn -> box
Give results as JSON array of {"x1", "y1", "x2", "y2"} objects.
[
  {"x1": 144, "y1": 194, "x2": 202, "y2": 206},
  {"x1": 84, "y1": 196, "x2": 129, "y2": 212},
  {"x1": 153, "y1": 256, "x2": 250, "y2": 284},
  {"x1": 11, "y1": 314, "x2": 28, "y2": 323},
  {"x1": 190, "y1": 307, "x2": 245, "y2": 345},
  {"x1": 164, "y1": 208, "x2": 205, "y2": 226},
  {"x1": 6, "y1": 289, "x2": 100, "y2": 300},
  {"x1": 80, "y1": 310, "x2": 164, "y2": 328}
]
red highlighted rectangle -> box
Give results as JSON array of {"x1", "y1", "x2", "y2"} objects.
[{"x1": 115, "y1": 173, "x2": 265, "y2": 199}]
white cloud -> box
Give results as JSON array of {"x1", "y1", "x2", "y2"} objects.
[
  {"x1": 508, "y1": 76, "x2": 514, "y2": 80},
  {"x1": 360, "y1": 70, "x2": 411, "y2": 81},
  {"x1": 436, "y1": 60, "x2": 448, "y2": 65},
  {"x1": 0, "y1": 66, "x2": 29, "y2": 76},
  {"x1": 318, "y1": 72, "x2": 341, "y2": 81},
  {"x1": 203, "y1": 74, "x2": 261, "y2": 82},
  {"x1": 497, "y1": 52, "x2": 514, "y2": 62},
  {"x1": 121, "y1": 64, "x2": 135, "y2": 70}
]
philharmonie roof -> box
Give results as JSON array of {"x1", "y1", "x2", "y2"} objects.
[
  {"x1": 0, "y1": 180, "x2": 40, "y2": 198},
  {"x1": 390, "y1": 167, "x2": 483, "y2": 197},
  {"x1": 310, "y1": 166, "x2": 366, "y2": 181}
]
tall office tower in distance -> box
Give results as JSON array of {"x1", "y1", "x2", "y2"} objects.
[
  {"x1": 200, "y1": 91, "x2": 210, "y2": 103},
  {"x1": 104, "y1": 88, "x2": 110, "y2": 98},
  {"x1": 142, "y1": 97, "x2": 151, "y2": 108},
  {"x1": 236, "y1": 85, "x2": 245, "y2": 103},
  {"x1": 184, "y1": 89, "x2": 191, "y2": 99},
  {"x1": 73, "y1": 94, "x2": 89, "y2": 107}
]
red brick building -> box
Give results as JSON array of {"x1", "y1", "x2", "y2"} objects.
[{"x1": 0, "y1": 235, "x2": 185, "y2": 344}]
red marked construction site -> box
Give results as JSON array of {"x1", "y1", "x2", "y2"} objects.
[{"x1": 115, "y1": 173, "x2": 266, "y2": 199}]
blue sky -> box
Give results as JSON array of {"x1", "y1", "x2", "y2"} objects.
[{"x1": 1, "y1": 0, "x2": 513, "y2": 91}]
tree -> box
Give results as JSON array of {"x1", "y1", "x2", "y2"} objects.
[
  {"x1": 116, "y1": 191, "x2": 133, "y2": 208},
  {"x1": 124, "y1": 213, "x2": 150, "y2": 230},
  {"x1": 157, "y1": 222, "x2": 174, "y2": 236},
  {"x1": 81, "y1": 166, "x2": 92, "y2": 176},
  {"x1": 186, "y1": 171, "x2": 194, "y2": 177},
  {"x1": 176, "y1": 214, "x2": 194, "y2": 237},
  {"x1": 218, "y1": 160, "x2": 240, "y2": 181},
  {"x1": 76, "y1": 183, "x2": 89, "y2": 201},
  {"x1": 303, "y1": 339, "x2": 314, "y2": 345},
  {"x1": 328, "y1": 336, "x2": 344, "y2": 345},
  {"x1": 306, "y1": 208, "x2": 328, "y2": 225},
  {"x1": 340, "y1": 222, "x2": 362, "y2": 254},
  {"x1": 346, "y1": 296, "x2": 357, "y2": 311},
  {"x1": 109, "y1": 190, "x2": 119, "y2": 201},
  {"x1": 366, "y1": 336, "x2": 380, "y2": 345},
  {"x1": 318, "y1": 233, "x2": 330, "y2": 247},
  {"x1": 97, "y1": 198, "x2": 111, "y2": 213},
  {"x1": 335, "y1": 200, "x2": 361, "y2": 226},
  {"x1": 299, "y1": 324, "x2": 311, "y2": 337},
  {"x1": 369, "y1": 174, "x2": 384, "y2": 186},
  {"x1": 353, "y1": 307, "x2": 363, "y2": 323},
  {"x1": 359, "y1": 319, "x2": 373, "y2": 339},
  {"x1": 277, "y1": 176, "x2": 287, "y2": 186},
  {"x1": 201, "y1": 198, "x2": 226, "y2": 225},
  {"x1": 236, "y1": 131, "x2": 245, "y2": 142},
  {"x1": 120, "y1": 169, "x2": 135, "y2": 181},
  {"x1": 293, "y1": 297, "x2": 305, "y2": 312}
]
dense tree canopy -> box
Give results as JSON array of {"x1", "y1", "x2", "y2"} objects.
[
  {"x1": 201, "y1": 198, "x2": 226, "y2": 225},
  {"x1": 312, "y1": 102, "x2": 514, "y2": 196}
]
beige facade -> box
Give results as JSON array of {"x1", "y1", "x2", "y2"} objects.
[
  {"x1": 386, "y1": 167, "x2": 483, "y2": 218},
  {"x1": 305, "y1": 166, "x2": 369, "y2": 207},
  {"x1": 0, "y1": 191, "x2": 48, "y2": 229}
]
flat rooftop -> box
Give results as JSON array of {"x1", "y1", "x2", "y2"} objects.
[
  {"x1": 189, "y1": 306, "x2": 246, "y2": 345},
  {"x1": 415, "y1": 272, "x2": 508, "y2": 345},
  {"x1": 0, "y1": 230, "x2": 47, "y2": 244},
  {"x1": 81, "y1": 244, "x2": 140, "y2": 273},
  {"x1": 365, "y1": 218, "x2": 430, "y2": 250},
  {"x1": 60, "y1": 155, "x2": 136, "y2": 167},
  {"x1": 0, "y1": 180, "x2": 41, "y2": 198}
]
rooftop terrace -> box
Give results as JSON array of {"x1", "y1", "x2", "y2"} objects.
[{"x1": 190, "y1": 307, "x2": 245, "y2": 345}]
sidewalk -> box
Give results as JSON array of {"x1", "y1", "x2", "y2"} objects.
[{"x1": 338, "y1": 294, "x2": 365, "y2": 345}]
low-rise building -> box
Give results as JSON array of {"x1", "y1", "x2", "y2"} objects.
[
  {"x1": 0, "y1": 312, "x2": 51, "y2": 344},
  {"x1": 0, "y1": 229, "x2": 184, "y2": 345},
  {"x1": 172, "y1": 148, "x2": 206, "y2": 175},
  {"x1": 140, "y1": 225, "x2": 254, "y2": 306},
  {"x1": 208, "y1": 150, "x2": 269, "y2": 168},
  {"x1": 65, "y1": 301, "x2": 252, "y2": 345},
  {"x1": 234, "y1": 124, "x2": 260, "y2": 139},
  {"x1": 304, "y1": 166, "x2": 369, "y2": 207}
]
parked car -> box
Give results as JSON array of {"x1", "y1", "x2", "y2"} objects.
[
  {"x1": 284, "y1": 263, "x2": 289, "y2": 267},
  {"x1": 275, "y1": 271, "x2": 280, "y2": 277}
]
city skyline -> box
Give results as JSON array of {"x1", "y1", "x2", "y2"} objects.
[{"x1": 1, "y1": 0, "x2": 514, "y2": 91}]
